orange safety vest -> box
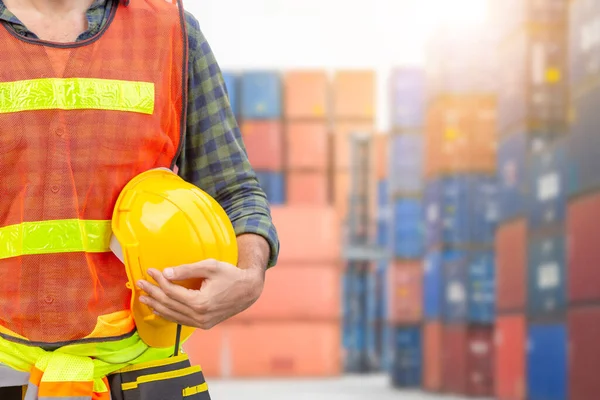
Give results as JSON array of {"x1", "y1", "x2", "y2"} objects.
[{"x1": 0, "y1": 0, "x2": 187, "y2": 346}]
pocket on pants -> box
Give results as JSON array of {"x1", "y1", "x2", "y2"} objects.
[{"x1": 112, "y1": 354, "x2": 210, "y2": 400}]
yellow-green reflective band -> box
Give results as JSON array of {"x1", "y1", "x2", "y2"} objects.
[
  {"x1": 0, "y1": 78, "x2": 155, "y2": 114},
  {"x1": 0, "y1": 219, "x2": 112, "y2": 260}
]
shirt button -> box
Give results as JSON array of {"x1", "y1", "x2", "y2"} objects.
[
  {"x1": 55, "y1": 128, "x2": 64, "y2": 137},
  {"x1": 51, "y1": 185, "x2": 59, "y2": 193},
  {"x1": 44, "y1": 296, "x2": 53, "y2": 304}
]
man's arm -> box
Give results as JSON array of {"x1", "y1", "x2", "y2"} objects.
[{"x1": 176, "y1": 12, "x2": 280, "y2": 271}]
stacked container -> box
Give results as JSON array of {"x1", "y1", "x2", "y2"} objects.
[
  {"x1": 240, "y1": 71, "x2": 286, "y2": 205},
  {"x1": 567, "y1": 1, "x2": 600, "y2": 399},
  {"x1": 494, "y1": 1, "x2": 569, "y2": 399},
  {"x1": 423, "y1": 22, "x2": 499, "y2": 397},
  {"x1": 386, "y1": 68, "x2": 426, "y2": 388}
]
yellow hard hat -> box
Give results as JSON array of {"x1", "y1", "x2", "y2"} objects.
[{"x1": 110, "y1": 168, "x2": 238, "y2": 348}]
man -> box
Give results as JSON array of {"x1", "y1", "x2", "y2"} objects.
[{"x1": 0, "y1": 0, "x2": 279, "y2": 398}]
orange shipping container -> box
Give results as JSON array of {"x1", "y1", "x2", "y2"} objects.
[
  {"x1": 271, "y1": 206, "x2": 340, "y2": 264},
  {"x1": 232, "y1": 263, "x2": 340, "y2": 322},
  {"x1": 227, "y1": 321, "x2": 341, "y2": 377},
  {"x1": 241, "y1": 121, "x2": 283, "y2": 171},
  {"x1": 183, "y1": 324, "x2": 225, "y2": 378},
  {"x1": 286, "y1": 122, "x2": 329, "y2": 171},
  {"x1": 424, "y1": 321, "x2": 443, "y2": 392},
  {"x1": 333, "y1": 71, "x2": 375, "y2": 120},
  {"x1": 495, "y1": 314, "x2": 526, "y2": 400},
  {"x1": 333, "y1": 171, "x2": 377, "y2": 221},
  {"x1": 284, "y1": 71, "x2": 328, "y2": 119},
  {"x1": 374, "y1": 133, "x2": 389, "y2": 180},
  {"x1": 286, "y1": 171, "x2": 329, "y2": 206},
  {"x1": 424, "y1": 95, "x2": 497, "y2": 178},
  {"x1": 332, "y1": 121, "x2": 375, "y2": 170},
  {"x1": 387, "y1": 261, "x2": 423, "y2": 324}
]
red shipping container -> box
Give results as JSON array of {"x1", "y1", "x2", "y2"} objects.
[
  {"x1": 567, "y1": 192, "x2": 600, "y2": 303},
  {"x1": 495, "y1": 314, "x2": 526, "y2": 400},
  {"x1": 387, "y1": 261, "x2": 423, "y2": 324},
  {"x1": 424, "y1": 321, "x2": 443, "y2": 392},
  {"x1": 333, "y1": 70, "x2": 375, "y2": 120},
  {"x1": 424, "y1": 95, "x2": 497, "y2": 178},
  {"x1": 284, "y1": 71, "x2": 328, "y2": 119},
  {"x1": 569, "y1": 305, "x2": 600, "y2": 400},
  {"x1": 286, "y1": 171, "x2": 329, "y2": 206},
  {"x1": 286, "y1": 122, "x2": 329, "y2": 171},
  {"x1": 232, "y1": 263, "x2": 340, "y2": 321},
  {"x1": 332, "y1": 121, "x2": 375, "y2": 170},
  {"x1": 442, "y1": 325, "x2": 494, "y2": 397},
  {"x1": 227, "y1": 321, "x2": 341, "y2": 378},
  {"x1": 241, "y1": 121, "x2": 283, "y2": 170},
  {"x1": 496, "y1": 219, "x2": 528, "y2": 312},
  {"x1": 271, "y1": 206, "x2": 340, "y2": 264},
  {"x1": 183, "y1": 324, "x2": 225, "y2": 378}
]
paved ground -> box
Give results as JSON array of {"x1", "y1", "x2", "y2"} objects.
[{"x1": 207, "y1": 374, "x2": 476, "y2": 400}]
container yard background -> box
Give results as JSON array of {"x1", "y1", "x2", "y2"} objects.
[{"x1": 180, "y1": 0, "x2": 599, "y2": 399}]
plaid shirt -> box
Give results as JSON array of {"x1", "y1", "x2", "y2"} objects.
[{"x1": 0, "y1": 0, "x2": 279, "y2": 267}]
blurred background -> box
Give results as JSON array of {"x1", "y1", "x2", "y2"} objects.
[{"x1": 179, "y1": 0, "x2": 599, "y2": 399}]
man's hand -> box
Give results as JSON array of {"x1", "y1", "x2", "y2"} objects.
[{"x1": 136, "y1": 259, "x2": 265, "y2": 330}]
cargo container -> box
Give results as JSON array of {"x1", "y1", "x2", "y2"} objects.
[
  {"x1": 425, "y1": 95, "x2": 497, "y2": 178},
  {"x1": 389, "y1": 133, "x2": 424, "y2": 195},
  {"x1": 255, "y1": 171, "x2": 285, "y2": 205},
  {"x1": 271, "y1": 206, "x2": 340, "y2": 264},
  {"x1": 569, "y1": 0, "x2": 600, "y2": 92},
  {"x1": 333, "y1": 71, "x2": 375, "y2": 120},
  {"x1": 286, "y1": 171, "x2": 328, "y2": 206},
  {"x1": 568, "y1": 191, "x2": 600, "y2": 303},
  {"x1": 423, "y1": 251, "x2": 443, "y2": 320},
  {"x1": 442, "y1": 250, "x2": 470, "y2": 323},
  {"x1": 495, "y1": 0, "x2": 566, "y2": 39},
  {"x1": 222, "y1": 71, "x2": 239, "y2": 116},
  {"x1": 284, "y1": 71, "x2": 328, "y2": 119},
  {"x1": 389, "y1": 68, "x2": 426, "y2": 130},
  {"x1": 387, "y1": 261, "x2": 423, "y2": 324},
  {"x1": 527, "y1": 232, "x2": 566, "y2": 317},
  {"x1": 377, "y1": 180, "x2": 389, "y2": 209},
  {"x1": 423, "y1": 321, "x2": 443, "y2": 392},
  {"x1": 233, "y1": 263, "x2": 340, "y2": 322},
  {"x1": 568, "y1": 305, "x2": 600, "y2": 400},
  {"x1": 423, "y1": 182, "x2": 441, "y2": 249},
  {"x1": 184, "y1": 324, "x2": 225, "y2": 378},
  {"x1": 495, "y1": 314, "x2": 527, "y2": 400},
  {"x1": 390, "y1": 326, "x2": 422, "y2": 388},
  {"x1": 497, "y1": 27, "x2": 568, "y2": 136},
  {"x1": 332, "y1": 122, "x2": 376, "y2": 170},
  {"x1": 333, "y1": 171, "x2": 377, "y2": 221},
  {"x1": 527, "y1": 323, "x2": 568, "y2": 400},
  {"x1": 528, "y1": 138, "x2": 568, "y2": 231},
  {"x1": 375, "y1": 134, "x2": 389, "y2": 181},
  {"x1": 468, "y1": 251, "x2": 496, "y2": 324},
  {"x1": 496, "y1": 219, "x2": 528, "y2": 312},
  {"x1": 392, "y1": 198, "x2": 424, "y2": 259},
  {"x1": 241, "y1": 121, "x2": 283, "y2": 170},
  {"x1": 424, "y1": 175, "x2": 499, "y2": 248},
  {"x1": 426, "y1": 27, "x2": 498, "y2": 98},
  {"x1": 497, "y1": 132, "x2": 557, "y2": 222},
  {"x1": 442, "y1": 325, "x2": 495, "y2": 397},
  {"x1": 286, "y1": 121, "x2": 329, "y2": 171},
  {"x1": 366, "y1": 320, "x2": 384, "y2": 371},
  {"x1": 376, "y1": 263, "x2": 389, "y2": 320},
  {"x1": 241, "y1": 71, "x2": 282, "y2": 119}
]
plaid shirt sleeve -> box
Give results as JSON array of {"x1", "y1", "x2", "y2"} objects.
[{"x1": 176, "y1": 12, "x2": 280, "y2": 268}]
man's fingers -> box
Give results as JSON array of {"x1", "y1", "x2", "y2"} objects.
[
  {"x1": 147, "y1": 269, "x2": 197, "y2": 304},
  {"x1": 163, "y1": 259, "x2": 220, "y2": 282},
  {"x1": 140, "y1": 295, "x2": 197, "y2": 327}
]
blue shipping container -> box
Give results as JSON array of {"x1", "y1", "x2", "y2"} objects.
[
  {"x1": 423, "y1": 181, "x2": 442, "y2": 249},
  {"x1": 424, "y1": 251, "x2": 442, "y2": 319},
  {"x1": 389, "y1": 134, "x2": 424, "y2": 195},
  {"x1": 240, "y1": 72, "x2": 281, "y2": 119},
  {"x1": 468, "y1": 251, "x2": 496, "y2": 324},
  {"x1": 495, "y1": 0, "x2": 567, "y2": 45},
  {"x1": 527, "y1": 324, "x2": 568, "y2": 400},
  {"x1": 442, "y1": 250, "x2": 470, "y2": 323},
  {"x1": 527, "y1": 232, "x2": 566, "y2": 317},
  {"x1": 222, "y1": 72, "x2": 239, "y2": 116},
  {"x1": 393, "y1": 199, "x2": 424, "y2": 258},
  {"x1": 377, "y1": 180, "x2": 389, "y2": 208},
  {"x1": 497, "y1": 132, "x2": 558, "y2": 222},
  {"x1": 382, "y1": 325, "x2": 393, "y2": 372},
  {"x1": 497, "y1": 27, "x2": 567, "y2": 136},
  {"x1": 391, "y1": 326, "x2": 422, "y2": 388},
  {"x1": 255, "y1": 172, "x2": 285, "y2": 205},
  {"x1": 366, "y1": 271, "x2": 378, "y2": 324},
  {"x1": 569, "y1": 0, "x2": 600, "y2": 91},
  {"x1": 528, "y1": 138, "x2": 568, "y2": 231},
  {"x1": 390, "y1": 69, "x2": 426, "y2": 129}
]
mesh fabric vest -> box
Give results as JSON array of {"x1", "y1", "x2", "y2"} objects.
[{"x1": 0, "y1": 0, "x2": 187, "y2": 345}]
